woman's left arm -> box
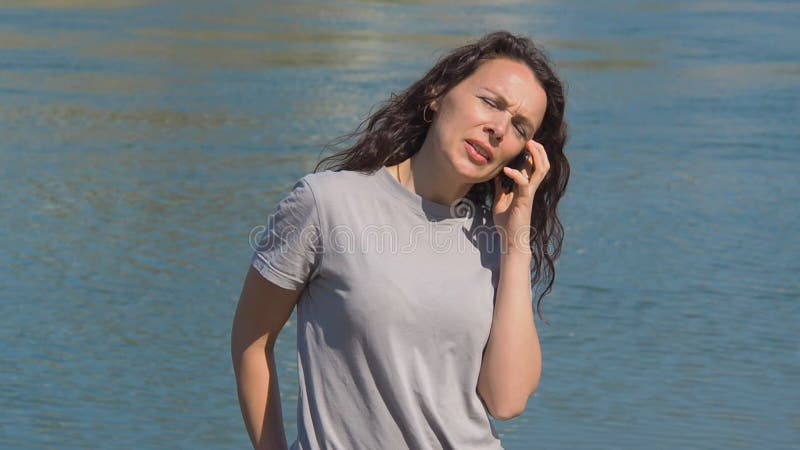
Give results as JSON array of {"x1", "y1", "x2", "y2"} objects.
[{"x1": 477, "y1": 139, "x2": 550, "y2": 421}]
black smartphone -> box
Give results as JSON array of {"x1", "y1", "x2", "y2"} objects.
[{"x1": 499, "y1": 148, "x2": 530, "y2": 193}]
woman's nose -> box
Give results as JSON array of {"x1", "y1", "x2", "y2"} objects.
[{"x1": 485, "y1": 114, "x2": 510, "y2": 143}]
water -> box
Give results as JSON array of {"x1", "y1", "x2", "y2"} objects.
[{"x1": 1, "y1": 1, "x2": 798, "y2": 448}]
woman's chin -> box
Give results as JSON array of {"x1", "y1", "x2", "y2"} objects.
[
  {"x1": 459, "y1": 163, "x2": 499, "y2": 184},
  {"x1": 452, "y1": 158, "x2": 491, "y2": 180}
]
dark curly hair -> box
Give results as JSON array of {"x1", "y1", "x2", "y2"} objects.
[{"x1": 314, "y1": 30, "x2": 570, "y2": 321}]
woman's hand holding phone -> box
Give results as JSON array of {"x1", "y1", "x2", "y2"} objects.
[
  {"x1": 492, "y1": 139, "x2": 551, "y2": 252},
  {"x1": 499, "y1": 147, "x2": 532, "y2": 194}
]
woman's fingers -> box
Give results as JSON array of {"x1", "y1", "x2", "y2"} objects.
[
  {"x1": 526, "y1": 139, "x2": 550, "y2": 183},
  {"x1": 500, "y1": 140, "x2": 550, "y2": 194},
  {"x1": 502, "y1": 166, "x2": 530, "y2": 186}
]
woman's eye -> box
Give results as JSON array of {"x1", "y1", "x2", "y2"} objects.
[{"x1": 480, "y1": 97, "x2": 526, "y2": 138}]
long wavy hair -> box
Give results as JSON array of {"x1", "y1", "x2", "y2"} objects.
[{"x1": 314, "y1": 30, "x2": 570, "y2": 321}]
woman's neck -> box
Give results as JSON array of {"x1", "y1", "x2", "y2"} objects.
[{"x1": 388, "y1": 148, "x2": 472, "y2": 206}]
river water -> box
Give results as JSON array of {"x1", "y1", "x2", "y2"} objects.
[{"x1": 1, "y1": 1, "x2": 798, "y2": 448}]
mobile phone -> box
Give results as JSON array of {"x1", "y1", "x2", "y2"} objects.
[{"x1": 499, "y1": 148, "x2": 530, "y2": 193}]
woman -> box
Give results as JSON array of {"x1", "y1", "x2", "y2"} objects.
[{"x1": 231, "y1": 30, "x2": 569, "y2": 450}]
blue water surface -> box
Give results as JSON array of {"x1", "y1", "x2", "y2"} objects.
[{"x1": 1, "y1": 1, "x2": 798, "y2": 448}]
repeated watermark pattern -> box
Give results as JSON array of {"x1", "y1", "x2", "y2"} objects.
[{"x1": 249, "y1": 197, "x2": 533, "y2": 256}]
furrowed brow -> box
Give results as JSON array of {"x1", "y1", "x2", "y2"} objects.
[{"x1": 481, "y1": 87, "x2": 536, "y2": 133}]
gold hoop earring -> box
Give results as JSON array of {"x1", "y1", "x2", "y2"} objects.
[{"x1": 422, "y1": 104, "x2": 433, "y2": 123}]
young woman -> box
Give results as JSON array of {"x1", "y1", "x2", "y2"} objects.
[{"x1": 231, "y1": 30, "x2": 570, "y2": 450}]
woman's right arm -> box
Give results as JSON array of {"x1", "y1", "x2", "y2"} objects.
[{"x1": 231, "y1": 265, "x2": 302, "y2": 450}]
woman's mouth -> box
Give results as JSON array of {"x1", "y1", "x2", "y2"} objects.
[{"x1": 465, "y1": 141, "x2": 490, "y2": 165}]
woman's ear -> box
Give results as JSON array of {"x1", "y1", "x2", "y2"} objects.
[{"x1": 429, "y1": 99, "x2": 438, "y2": 112}]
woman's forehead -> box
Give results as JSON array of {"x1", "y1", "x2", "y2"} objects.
[
  {"x1": 468, "y1": 58, "x2": 538, "y2": 90},
  {"x1": 464, "y1": 59, "x2": 547, "y2": 123}
]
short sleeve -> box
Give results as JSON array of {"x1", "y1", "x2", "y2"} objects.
[{"x1": 250, "y1": 177, "x2": 323, "y2": 290}]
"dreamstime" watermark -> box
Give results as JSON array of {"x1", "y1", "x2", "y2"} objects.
[{"x1": 248, "y1": 198, "x2": 534, "y2": 256}]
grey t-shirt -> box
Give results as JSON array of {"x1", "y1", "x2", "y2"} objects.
[{"x1": 251, "y1": 166, "x2": 504, "y2": 450}]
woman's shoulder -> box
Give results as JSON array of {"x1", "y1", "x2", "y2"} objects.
[
  {"x1": 300, "y1": 168, "x2": 381, "y2": 193},
  {"x1": 294, "y1": 169, "x2": 384, "y2": 230}
]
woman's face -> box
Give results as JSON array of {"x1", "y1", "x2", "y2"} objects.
[{"x1": 428, "y1": 57, "x2": 548, "y2": 183}]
